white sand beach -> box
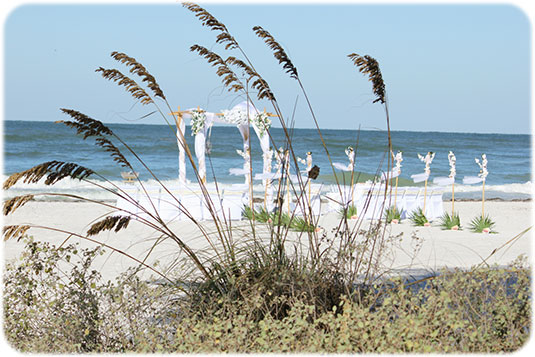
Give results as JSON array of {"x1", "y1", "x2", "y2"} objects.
[{"x1": 3, "y1": 200, "x2": 532, "y2": 282}]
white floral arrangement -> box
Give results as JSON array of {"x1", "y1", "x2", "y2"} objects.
[
  {"x1": 190, "y1": 109, "x2": 206, "y2": 136},
  {"x1": 476, "y1": 154, "x2": 488, "y2": 179},
  {"x1": 448, "y1": 151, "x2": 457, "y2": 178},
  {"x1": 220, "y1": 108, "x2": 249, "y2": 126},
  {"x1": 417, "y1": 152, "x2": 435, "y2": 176},
  {"x1": 252, "y1": 112, "x2": 271, "y2": 137},
  {"x1": 393, "y1": 151, "x2": 403, "y2": 175}
]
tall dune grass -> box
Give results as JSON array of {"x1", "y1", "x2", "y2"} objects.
[{"x1": 5, "y1": 2, "x2": 406, "y2": 318}]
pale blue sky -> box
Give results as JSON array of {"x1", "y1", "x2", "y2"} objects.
[{"x1": 3, "y1": 3, "x2": 532, "y2": 133}]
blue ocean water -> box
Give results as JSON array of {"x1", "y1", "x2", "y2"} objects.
[{"x1": 2, "y1": 120, "x2": 532, "y2": 199}]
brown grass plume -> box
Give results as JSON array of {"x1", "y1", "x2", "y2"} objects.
[{"x1": 348, "y1": 53, "x2": 386, "y2": 104}]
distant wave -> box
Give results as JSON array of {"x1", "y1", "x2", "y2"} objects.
[{"x1": 3, "y1": 175, "x2": 531, "y2": 202}]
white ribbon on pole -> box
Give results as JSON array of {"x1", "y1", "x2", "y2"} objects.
[
  {"x1": 176, "y1": 115, "x2": 187, "y2": 186},
  {"x1": 463, "y1": 176, "x2": 485, "y2": 185},
  {"x1": 411, "y1": 172, "x2": 429, "y2": 183},
  {"x1": 434, "y1": 176, "x2": 455, "y2": 186}
]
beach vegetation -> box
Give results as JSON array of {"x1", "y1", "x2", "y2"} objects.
[
  {"x1": 409, "y1": 207, "x2": 429, "y2": 226},
  {"x1": 2, "y1": 2, "x2": 524, "y2": 354},
  {"x1": 4, "y1": 238, "x2": 530, "y2": 353},
  {"x1": 338, "y1": 204, "x2": 358, "y2": 220},
  {"x1": 439, "y1": 211, "x2": 462, "y2": 230},
  {"x1": 384, "y1": 205, "x2": 402, "y2": 224},
  {"x1": 469, "y1": 214, "x2": 496, "y2": 233}
]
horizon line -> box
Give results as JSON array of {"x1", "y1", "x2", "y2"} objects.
[{"x1": 3, "y1": 118, "x2": 531, "y2": 136}]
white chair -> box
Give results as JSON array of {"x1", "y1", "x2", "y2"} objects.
[
  {"x1": 158, "y1": 190, "x2": 182, "y2": 222},
  {"x1": 293, "y1": 183, "x2": 323, "y2": 217},
  {"x1": 221, "y1": 187, "x2": 248, "y2": 220},
  {"x1": 402, "y1": 188, "x2": 421, "y2": 219},
  {"x1": 201, "y1": 189, "x2": 225, "y2": 221},
  {"x1": 179, "y1": 190, "x2": 205, "y2": 221},
  {"x1": 116, "y1": 185, "x2": 141, "y2": 217},
  {"x1": 135, "y1": 186, "x2": 162, "y2": 221},
  {"x1": 428, "y1": 189, "x2": 445, "y2": 220}
]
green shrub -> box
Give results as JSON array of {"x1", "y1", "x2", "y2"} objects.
[
  {"x1": 4, "y1": 239, "x2": 530, "y2": 353},
  {"x1": 338, "y1": 204, "x2": 358, "y2": 219},
  {"x1": 439, "y1": 211, "x2": 461, "y2": 230},
  {"x1": 384, "y1": 206, "x2": 402, "y2": 223},
  {"x1": 409, "y1": 207, "x2": 429, "y2": 226},
  {"x1": 469, "y1": 214, "x2": 496, "y2": 233}
]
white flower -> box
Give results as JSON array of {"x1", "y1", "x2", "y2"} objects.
[
  {"x1": 190, "y1": 109, "x2": 206, "y2": 136},
  {"x1": 220, "y1": 108, "x2": 249, "y2": 126},
  {"x1": 253, "y1": 112, "x2": 271, "y2": 137}
]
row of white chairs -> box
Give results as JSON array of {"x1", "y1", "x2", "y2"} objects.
[
  {"x1": 115, "y1": 183, "x2": 325, "y2": 222},
  {"x1": 116, "y1": 185, "x2": 246, "y2": 221},
  {"x1": 326, "y1": 186, "x2": 444, "y2": 220}
]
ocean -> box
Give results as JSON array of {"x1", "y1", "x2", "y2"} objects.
[{"x1": 2, "y1": 120, "x2": 532, "y2": 201}]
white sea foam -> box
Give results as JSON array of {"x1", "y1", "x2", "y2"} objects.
[{"x1": 3, "y1": 175, "x2": 532, "y2": 202}]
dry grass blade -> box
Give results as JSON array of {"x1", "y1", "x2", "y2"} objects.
[
  {"x1": 4, "y1": 195, "x2": 34, "y2": 216},
  {"x1": 87, "y1": 215, "x2": 131, "y2": 236},
  {"x1": 224, "y1": 56, "x2": 275, "y2": 101},
  {"x1": 182, "y1": 2, "x2": 238, "y2": 50},
  {"x1": 3, "y1": 225, "x2": 31, "y2": 241},
  {"x1": 347, "y1": 53, "x2": 386, "y2": 104},
  {"x1": 58, "y1": 108, "x2": 113, "y2": 138},
  {"x1": 110, "y1": 51, "x2": 166, "y2": 100},
  {"x1": 253, "y1": 26, "x2": 298, "y2": 79},
  {"x1": 95, "y1": 138, "x2": 131, "y2": 168},
  {"x1": 190, "y1": 45, "x2": 244, "y2": 92},
  {"x1": 59, "y1": 109, "x2": 132, "y2": 168},
  {"x1": 95, "y1": 67, "x2": 153, "y2": 105},
  {"x1": 251, "y1": 77, "x2": 275, "y2": 101},
  {"x1": 3, "y1": 161, "x2": 94, "y2": 190}
]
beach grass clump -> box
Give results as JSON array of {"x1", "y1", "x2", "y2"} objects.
[
  {"x1": 338, "y1": 204, "x2": 358, "y2": 220},
  {"x1": 469, "y1": 214, "x2": 496, "y2": 233},
  {"x1": 384, "y1": 206, "x2": 402, "y2": 224},
  {"x1": 243, "y1": 206, "x2": 316, "y2": 232},
  {"x1": 290, "y1": 216, "x2": 317, "y2": 232},
  {"x1": 409, "y1": 207, "x2": 429, "y2": 226},
  {"x1": 2, "y1": 1, "x2": 477, "y2": 353},
  {"x1": 439, "y1": 212, "x2": 461, "y2": 230},
  {"x1": 4, "y1": 238, "x2": 530, "y2": 353},
  {"x1": 242, "y1": 206, "x2": 272, "y2": 223}
]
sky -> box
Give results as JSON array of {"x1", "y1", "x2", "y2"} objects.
[{"x1": 1, "y1": 1, "x2": 532, "y2": 134}]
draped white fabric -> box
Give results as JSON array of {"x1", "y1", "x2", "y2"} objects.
[
  {"x1": 411, "y1": 172, "x2": 429, "y2": 183},
  {"x1": 333, "y1": 162, "x2": 352, "y2": 171},
  {"x1": 380, "y1": 168, "x2": 400, "y2": 181},
  {"x1": 175, "y1": 116, "x2": 187, "y2": 186},
  {"x1": 182, "y1": 110, "x2": 216, "y2": 184},
  {"x1": 433, "y1": 176, "x2": 454, "y2": 186},
  {"x1": 463, "y1": 176, "x2": 485, "y2": 185}
]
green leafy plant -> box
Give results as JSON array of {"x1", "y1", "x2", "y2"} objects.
[
  {"x1": 409, "y1": 207, "x2": 429, "y2": 226},
  {"x1": 290, "y1": 216, "x2": 317, "y2": 232},
  {"x1": 469, "y1": 214, "x2": 496, "y2": 233},
  {"x1": 384, "y1": 206, "x2": 402, "y2": 224},
  {"x1": 439, "y1": 212, "x2": 461, "y2": 230},
  {"x1": 338, "y1": 204, "x2": 358, "y2": 220}
]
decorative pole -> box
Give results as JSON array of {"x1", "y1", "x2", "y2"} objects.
[
  {"x1": 169, "y1": 106, "x2": 189, "y2": 186},
  {"x1": 284, "y1": 149, "x2": 291, "y2": 214},
  {"x1": 475, "y1": 154, "x2": 489, "y2": 217},
  {"x1": 347, "y1": 147, "x2": 356, "y2": 203},
  {"x1": 236, "y1": 149, "x2": 253, "y2": 209},
  {"x1": 298, "y1": 151, "x2": 314, "y2": 207},
  {"x1": 392, "y1": 151, "x2": 403, "y2": 210},
  {"x1": 190, "y1": 107, "x2": 208, "y2": 184},
  {"x1": 306, "y1": 152, "x2": 313, "y2": 207},
  {"x1": 417, "y1": 152, "x2": 435, "y2": 214},
  {"x1": 448, "y1": 151, "x2": 457, "y2": 216}
]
